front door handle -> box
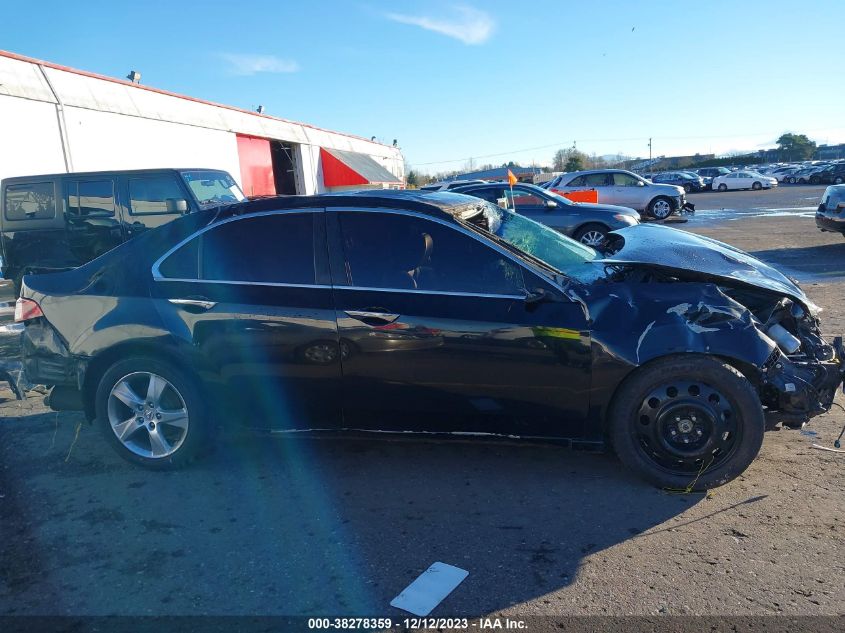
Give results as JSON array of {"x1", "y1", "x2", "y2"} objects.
[
  {"x1": 169, "y1": 298, "x2": 217, "y2": 311},
  {"x1": 345, "y1": 310, "x2": 400, "y2": 324}
]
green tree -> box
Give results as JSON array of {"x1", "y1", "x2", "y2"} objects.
[
  {"x1": 406, "y1": 169, "x2": 419, "y2": 187},
  {"x1": 776, "y1": 133, "x2": 817, "y2": 161},
  {"x1": 552, "y1": 149, "x2": 568, "y2": 171},
  {"x1": 564, "y1": 153, "x2": 585, "y2": 172}
]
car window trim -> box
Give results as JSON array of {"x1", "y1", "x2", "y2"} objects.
[
  {"x1": 127, "y1": 174, "x2": 192, "y2": 217},
  {"x1": 151, "y1": 208, "x2": 323, "y2": 282}
]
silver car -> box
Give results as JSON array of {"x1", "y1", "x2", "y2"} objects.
[{"x1": 548, "y1": 169, "x2": 686, "y2": 219}]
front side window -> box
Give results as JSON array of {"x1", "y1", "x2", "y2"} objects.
[
  {"x1": 4, "y1": 181, "x2": 55, "y2": 221},
  {"x1": 506, "y1": 188, "x2": 545, "y2": 208},
  {"x1": 612, "y1": 172, "x2": 641, "y2": 186},
  {"x1": 68, "y1": 180, "x2": 115, "y2": 217},
  {"x1": 338, "y1": 212, "x2": 524, "y2": 295},
  {"x1": 566, "y1": 175, "x2": 587, "y2": 187},
  {"x1": 158, "y1": 213, "x2": 315, "y2": 284},
  {"x1": 129, "y1": 175, "x2": 187, "y2": 215}
]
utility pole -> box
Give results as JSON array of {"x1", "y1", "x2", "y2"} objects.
[{"x1": 648, "y1": 137, "x2": 652, "y2": 163}]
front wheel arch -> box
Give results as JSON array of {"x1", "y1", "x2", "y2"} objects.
[{"x1": 606, "y1": 353, "x2": 765, "y2": 490}]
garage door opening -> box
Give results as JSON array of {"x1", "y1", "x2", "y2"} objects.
[{"x1": 271, "y1": 141, "x2": 299, "y2": 195}]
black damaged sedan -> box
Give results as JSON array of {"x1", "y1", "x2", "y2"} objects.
[{"x1": 17, "y1": 191, "x2": 844, "y2": 490}]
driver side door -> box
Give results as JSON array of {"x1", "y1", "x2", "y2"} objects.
[{"x1": 328, "y1": 209, "x2": 592, "y2": 439}]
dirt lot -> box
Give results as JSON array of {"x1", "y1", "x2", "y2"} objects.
[{"x1": 0, "y1": 186, "x2": 843, "y2": 622}]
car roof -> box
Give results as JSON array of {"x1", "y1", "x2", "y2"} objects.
[
  {"x1": 1, "y1": 168, "x2": 223, "y2": 184},
  {"x1": 562, "y1": 168, "x2": 634, "y2": 176},
  {"x1": 197, "y1": 189, "x2": 486, "y2": 224}
]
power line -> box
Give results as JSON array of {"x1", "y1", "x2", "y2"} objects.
[{"x1": 410, "y1": 127, "x2": 845, "y2": 168}]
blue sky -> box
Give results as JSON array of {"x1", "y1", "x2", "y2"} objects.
[{"x1": 4, "y1": 1, "x2": 844, "y2": 174}]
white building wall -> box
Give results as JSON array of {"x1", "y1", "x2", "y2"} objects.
[
  {"x1": 0, "y1": 96, "x2": 67, "y2": 180},
  {"x1": 0, "y1": 52, "x2": 405, "y2": 190},
  {"x1": 62, "y1": 107, "x2": 242, "y2": 185}
]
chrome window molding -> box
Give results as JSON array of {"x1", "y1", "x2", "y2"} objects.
[{"x1": 150, "y1": 204, "x2": 564, "y2": 295}]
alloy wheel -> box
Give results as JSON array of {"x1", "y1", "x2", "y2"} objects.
[
  {"x1": 579, "y1": 230, "x2": 606, "y2": 247},
  {"x1": 107, "y1": 372, "x2": 189, "y2": 458},
  {"x1": 635, "y1": 380, "x2": 739, "y2": 474},
  {"x1": 651, "y1": 199, "x2": 672, "y2": 219}
]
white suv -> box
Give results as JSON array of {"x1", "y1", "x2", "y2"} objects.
[{"x1": 548, "y1": 169, "x2": 686, "y2": 219}]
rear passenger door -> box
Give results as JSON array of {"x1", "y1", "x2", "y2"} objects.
[
  {"x1": 119, "y1": 173, "x2": 191, "y2": 240},
  {"x1": 64, "y1": 176, "x2": 125, "y2": 263},
  {"x1": 151, "y1": 209, "x2": 342, "y2": 429}
]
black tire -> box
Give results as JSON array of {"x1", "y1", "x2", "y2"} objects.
[
  {"x1": 788, "y1": 177, "x2": 796, "y2": 184},
  {"x1": 683, "y1": 183, "x2": 692, "y2": 193},
  {"x1": 717, "y1": 183, "x2": 727, "y2": 192},
  {"x1": 573, "y1": 223, "x2": 610, "y2": 248},
  {"x1": 810, "y1": 176, "x2": 820, "y2": 185},
  {"x1": 647, "y1": 196, "x2": 674, "y2": 219},
  {"x1": 609, "y1": 355, "x2": 764, "y2": 491},
  {"x1": 834, "y1": 176, "x2": 844, "y2": 185},
  {"x1": 94, "y1": 356, "x2": 210, "y2": 469},
  {"x1": 752, "y1": 181, "x2": 762, "y2": 190}
]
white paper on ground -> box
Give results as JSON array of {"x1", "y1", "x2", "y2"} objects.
[{"x1": 390, "y1": 562, "x2": 469, "y2": 616}]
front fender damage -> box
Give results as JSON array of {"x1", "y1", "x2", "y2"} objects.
[{"x1": 586, "y1": 281, "x2": 844, "y2": 426}]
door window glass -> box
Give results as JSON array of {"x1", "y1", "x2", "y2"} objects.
[
  {"x1": 4, "y1": 182, "x2": 55, "y2": 221},
  {"x1": 566, "y1": 175, "x2": 587, "y2": 187},
  {"x1": 612, "y1": 172, "x2": 641, "y2": 186},
  {"x1": 129, "y1": 175, "x2": 187, "y2": 215},
  {"x1": 584, "y1": 173, "x2": 610, "y2": 187},
  {"x1": 338, "y1": 212, "x2": 524, "y2": 295},
  {"x1": 68, "y1": 180, "x2": 115, "y2": 217},
  {"x1": 506, "y1": 189, "x2": 545, "y2": 208},
  {"x1": 158, "y1": 213, "x2": 315, "y2": 284}
]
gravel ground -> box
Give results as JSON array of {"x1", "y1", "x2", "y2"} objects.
[{"x1": 0, "y1": 188, "x2": 843, "y2": 623}]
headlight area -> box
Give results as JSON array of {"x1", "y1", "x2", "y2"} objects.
[{"x1": 724, "y1": 289, "x2": 845, "y2": 425}]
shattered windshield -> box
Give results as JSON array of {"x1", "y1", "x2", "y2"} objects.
[
  {"x1": 469, "y1": 202, "x2": 606, "y2": 284},
  {"x1": 181, "y1": 170, "x2": 246, "y2": 208}
]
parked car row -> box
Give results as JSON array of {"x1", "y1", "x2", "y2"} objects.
[{"x1": 15, "y1": 189, "x2": 845, "y2": 491}]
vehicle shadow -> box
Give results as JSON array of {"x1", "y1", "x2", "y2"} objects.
[
  {"x1": 1, "y1": 411, "x2": 715, "y2": 616},
  {"x1": 751, "y1": 242, "x2": 845, "y2": 280}
]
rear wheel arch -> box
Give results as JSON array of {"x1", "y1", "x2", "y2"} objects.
[{"x1": 82, "y1": 341, "x2": 201, "y2": 422}]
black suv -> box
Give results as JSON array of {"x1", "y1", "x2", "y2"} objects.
[{"x1": 0, "y1": 168, "x2": 243, "y2": 293}]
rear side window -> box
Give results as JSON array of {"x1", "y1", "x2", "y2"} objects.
[
  {"x1": 68, "y1": 180, "x2": 115, "y2": 217},
  {"x1": 158, "y1": 213, "x2": 316, "y2": 284},
  {"x1": 129, "y1": 175, "x2": 186, "y2": 215},
  {"x1": 338, "y1": 212, "x2": 523, "y2": 295},
  {"x1": 4, "y1": 182, "x2": 55, "y2": 221}
]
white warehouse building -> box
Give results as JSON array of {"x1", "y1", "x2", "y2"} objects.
[{"x1": 0, "y1": 50, "x2": 404, "y2": 196}]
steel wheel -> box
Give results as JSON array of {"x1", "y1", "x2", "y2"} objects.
[
  {"x1": 578, "y1": 229, "x2": 606, "y2": 247},
  {"x1": 752, "y1": 181, "x2": 762, "y2": 190},
  {"x1": 717, "y1": 183, "x2": 727, "y2": 192},
  {"x1": 635, "y1": 380, "x2": 739, "y2": 474},
  {"x1": 835, "y1": 177, "x2": 844, "y2": 185},
  {"x1": 107, "y1": 371, "x2": 189, "y2": 459}
]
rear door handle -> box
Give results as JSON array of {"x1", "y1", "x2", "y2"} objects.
[
  {"x1": 169, "y1": 298, "x2": 217, "y2": 311},
  {"x1": 345, "y1": 310, "x2": 400, "y2": 324}
]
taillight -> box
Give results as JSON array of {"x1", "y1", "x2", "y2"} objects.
[{"x1": 14, "y1": 297, "x2": 43, "y2": 322}]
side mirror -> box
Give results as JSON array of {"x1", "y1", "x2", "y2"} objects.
[
  {"x1": 637, "y1": 181, "x2": 646, "y2": 187},
  {"x1": 544, "y1": 199, "x2": 558, "y2": 210},
  {"x1": 166, "y1": 199, "x2": 190, "y2": 214},
  {"x1": 524, "y1": 287, "x2": 557, "y2": 306}
]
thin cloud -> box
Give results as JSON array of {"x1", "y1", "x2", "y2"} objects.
[
  {"x1": 220, "y1": 53, "x2": 300, "y2": 76},
  {"x1": 385, "y1": 5, "x2": 495, "y2": 45}
]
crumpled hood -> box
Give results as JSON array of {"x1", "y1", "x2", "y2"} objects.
[{"x1": 596, "y1": 224, "x2": 818, "y2": 312}]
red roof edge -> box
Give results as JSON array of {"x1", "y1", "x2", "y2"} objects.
[{"x1": 0, "y1": 49, "x2": 392, "y2": 149}]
